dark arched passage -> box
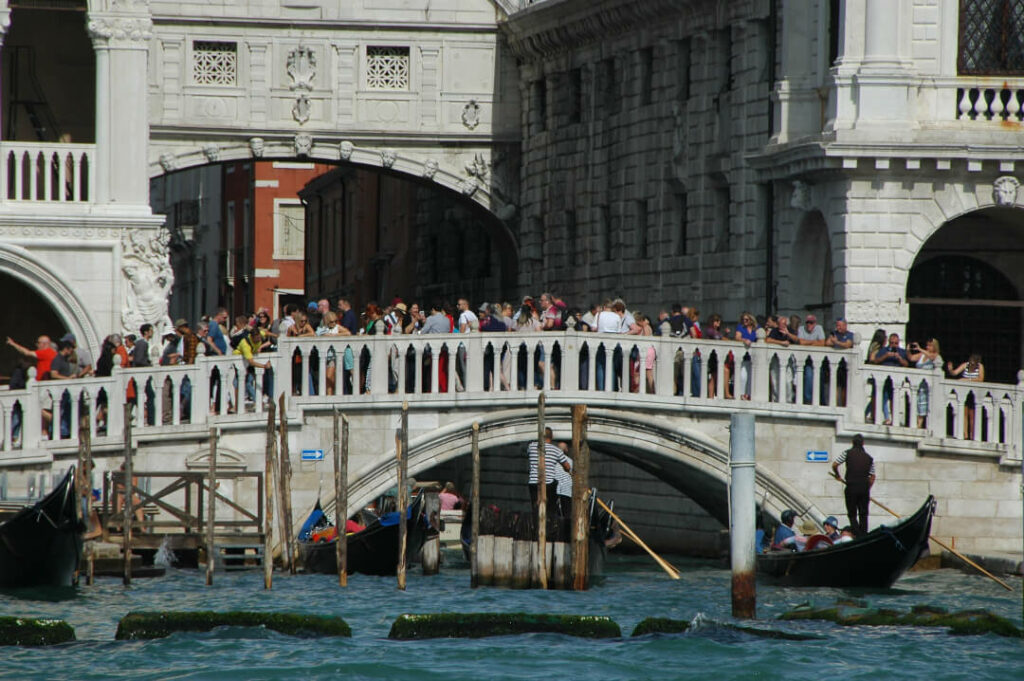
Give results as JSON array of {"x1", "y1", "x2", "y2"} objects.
[{"x1": 0, "y1": 270, "x2": 65, "y2": 380}]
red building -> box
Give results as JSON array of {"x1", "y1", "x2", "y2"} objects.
[{"x1": 221, "y1": 161, "x2": 332, "y2": 317}]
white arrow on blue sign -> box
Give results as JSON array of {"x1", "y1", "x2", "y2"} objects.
[
  {"x1": 301, "y1": 449, "x2": 325, "y2": 461},
  {"x1": 805, "y1": 450, "x2": 829, "y2": 463}
]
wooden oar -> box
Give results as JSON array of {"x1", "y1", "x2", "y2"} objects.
[
  {"x1": 595, "y1": 497, "x2": 680, "y2": 580},
  {"x1": 830, "y1": 473, "x2": 1012, "y2": 592}
]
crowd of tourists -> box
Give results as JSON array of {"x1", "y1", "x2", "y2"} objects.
[{"x1": 3, "y1": 291, "x2": 988, "y2": 440}]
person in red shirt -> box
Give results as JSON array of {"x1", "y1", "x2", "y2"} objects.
[{"x1": 6, "y1": 335, "x2": 57, "y2": 379}]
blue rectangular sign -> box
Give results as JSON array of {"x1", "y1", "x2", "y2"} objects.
[
  {"x1": 301, "y1": 449, "x2": 325, "y2": 461},
  {"x1": 806, "y1": 450, "x2": 829, "y2": 463}
]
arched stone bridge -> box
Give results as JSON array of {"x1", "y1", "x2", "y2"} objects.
[{"x1": 1, "y1": 332, "x2": 1020, "y2": 557}]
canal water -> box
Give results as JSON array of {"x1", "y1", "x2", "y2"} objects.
[{"x1": 0, "y1": 556, "x2": 1021, "y2": 680}]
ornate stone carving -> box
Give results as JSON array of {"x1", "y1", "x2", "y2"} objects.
[
  {"x1": 87, "y1": 16, "x2": 153, "y2": 46},
  {"x1": 461, "y1": 100, "x2": 481, "y2": 130},
  {"x1": 993, "y1": 175, "x2": 1020, "y2": 206},
  {"x1": 249, "y1": 137, "x2": 265, "y2": 158},
  {"x1": 791, "y1": 181, "x2": 812, "y2": 211},
  {"x1": 466, "y1": 153, "x2": 489, "y2": 181},
  {"x1": 121, "y1": 228, "x2": 174, "y2": 337},
  {"x1": 339, "y1": 140, "x2": 354, "y2": 161},
  {"x1": 158, "y1": 153, "x2": 176, "y2": 173},
  {"x1": 202, "y1": 144, "x2": 220, "y2": 163},
  {"x1": 294, "y1": 133, "x2": 312, "y2": 156},
  {"x1": 459, "y1": 178, "x2": 479, "y2": 196},
  {"x1": 422, "y1": 159, "x2": 439, "y2": 179},
  {"x1": 380, "y1": 149, "x2": 396, "y2": 169},
  {"x1": 287, "y1": 46, "x2": 316, "y2": 91},
  {"x1": 292, "y1": 94, "x2": 311, "y2": 124}
]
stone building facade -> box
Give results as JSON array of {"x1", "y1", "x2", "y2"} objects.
[{"x1": 503, "y1": 0, "x2": 1024, "y2": 381}]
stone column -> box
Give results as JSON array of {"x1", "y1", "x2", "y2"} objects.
[
  {"x1": 0, "y1": 6, "x2": 11, "y2": 138},
  {"x1": 87, "y1": 3, "x2": 153, "y2": 207},
  {"x1": 851, "y1": 0, "x2": 915, "y2": 130}
]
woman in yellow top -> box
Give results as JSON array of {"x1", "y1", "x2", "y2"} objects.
[{"x1": 234, "y1": 326, "x2": 272, "y2": 406}]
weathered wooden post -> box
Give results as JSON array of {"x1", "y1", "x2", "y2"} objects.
[
  {"x1": 421, "y1": 492, "x2": 440, "y2": 575},
  {"x1": 396, "y1": 402, "x2": 409, "y2": 590},
  {"x1": 206, "y1": 427, "x2": 218, "y2": 586},
  {"x1": 470, "y1": 422, "x2": 480, "y2": 588},
  {"x1": 263, "y1": 402, "x2": 276, "y2": 590},
  {"x1": 278, "y1": 395, "x2": 296, "y2": 574},
  {"x1": 77, "y1": 415, "x2": 95, "y2": 586},
  {"x1": 333, "y1": 409, "x2": 348, "y2": 587},
  {"x1": 122, "y1": 403, "x2": 133, "y2": 586},
  {"x1": 536, "y1": 392, "x2": 548, "y2": 589},
  {"x1": 270, "y1": 403, "x2": 287, "y2": 573},
  {"x1": 570, "y1": 404, "x2": 590, "y2": 591},
  {"x1": 729, "y1": 413, "x2": 756, "y2": 618}
]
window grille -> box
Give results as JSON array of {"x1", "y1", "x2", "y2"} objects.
[
  {"x1": 193, "y1": 41, "x2": 237, "y2": 85},
  {"x1": 366, "y1": 46, "x2": 410, "y2": 90},
  {"x1": 959, "y1": 0, "x2": 1024, "y2": 75}
]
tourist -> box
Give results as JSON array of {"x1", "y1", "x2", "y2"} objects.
[
  {"x1": 794, "y1": 313, "x2": 825, "y2": 404},
  {"x1": 403, "y1": 302, "x2": 425, "y2": 334},
  {"x1": 826, "y1": 318, "x2": 854, "y2": 406},
  {"x1": 831, "y1": 433, "x2": 875, "y2": 535},
  {"x1": 337, "y1": 297, "x2": 359, "y2": 336},
  {"x1": 764, "y1": 314, "x2": 789, "y2": 403},
  {"x1": 947, "y1": 353, "x2": 984, "y2": 439},
  {"x1": 439, "y1": 481, "x2": 462, "y2": 511},
  {"x1": 864, "y1": 328, "x2": 886, "y2": 423},
  {"x1": 59, "y1": 333, "x2": 93, "y2": 378},
  {"x1": 907, "y1": 338, "x2": 941, "y2": 428},
  {"x1": 733, "y1": 311, "x2": 759, "y2": 400},
  {"x1": 555, "y1": 441, "x2": 573, "y2": 517},
  {"x1": 822, "y1": 516, "x2": 840, "y2": 542},
  {"x1": 234, "y1": 325, "x2": 271, "y2": 408},
  {"x1": 870, "y1": 333, "x2": 908, "y2": 425},
  {"x1": 772, "y1": 509, "x2": 802, "y2": 551},
  {"x1": 635, "y1": 312, "x2": 656, "y2": 393},
  {"x1": 5, "y1": 335, "x2": 57, "y2": 379}
]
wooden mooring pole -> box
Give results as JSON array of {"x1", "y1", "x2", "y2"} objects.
[
  {"x1": 263, "y1": 401, "x2": 276, "y2": 590},
  {"x1": 334, "y1": 409, "x2": 348, "y2": 587},
  {"x1": 470, "y1": 422, "x2": 480, "y2": 588},
  {"x1": 122, "y1": 403, "x2": 133, "y2": 586},
  {"x1": 77, "y1": 415, "x2": 94, "y2": 586},
  {"x1": 206, "y1": 427, "x2": 218, "y2": 586},
  {"x1": 729, "y1": 413, "x2": 756, "y2": 618},
  {"x1": 278, "y1": 395, "x2": 296, "y2": 575},
  {"x1": 396, "y1": 402, "x2": 409, "y2": 590},
  {"x1": 570, "y1": 404, "x2": 590, "y2": 591},
  {"x1": 536, "y1": 392, "x2": 548, "y2": 590}
]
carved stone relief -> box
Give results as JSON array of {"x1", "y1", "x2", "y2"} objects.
[
  {"x1": 286, "y1": 46, "x2": 316, "y2": 91},
  {"x1": 294, "y1": 133, "x2": 312, "y2": 156},
  {"x1": 292, "y1": 94, "x2": 311, "y2": 124},
  {"x1": 465, "y1": 153, "x2": 489, "y2": 181},
  {"x1": 121, "y1": 228, "x2": 174, "y2": 337},
  {"x1": 202, "y1": 144, "x2": 220, "y2": 163},
  {"x1": 791, "y1": 180, "x2": 812, "y2": 211},
  {"x1": 158, "y1": 153, "x2": 176, "y2": 173},
  {"x1": 339, "y1": 140, "x2": 354, "y2": 161},
  {"x1": 993, "y1": 175, "x2": 1020, "y2": 206},
  {"x1": 380, "y1": 149, "x2": 396, "y2": 169},
  {"x1": 249, "y1": 137, "x2": 265, "y2": 158},
  {"x1": 461, "y1": 100, "x2": 481, "y2": 130},
  {"x1": 422, "y1": 159, "x2": 438, "y2": 179}
]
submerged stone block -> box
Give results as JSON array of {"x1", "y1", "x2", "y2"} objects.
[
  {"x1": 0, "y1": 617, "x2": 76, "y2": 646},
  {"x1": 115, "y1": 611, "x2": 352, "y2": 640},
  {"x1": 388, "y1": 612, "x2": 621, "y2": 639}
]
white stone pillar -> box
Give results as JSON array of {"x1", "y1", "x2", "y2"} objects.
[
  {"x1": 851, "y1": 0, "x2": 915, "y2": 130},
  {"x1": 87, "y1": 5, "x2": 153, "y2": 207}
]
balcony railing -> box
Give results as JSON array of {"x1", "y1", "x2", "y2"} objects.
[
  {"x1": 0, "y1": 332, "x2": 1019, "y2": 462},
  {"x1": 0, "y1": 142, "x2": 94, "y2": 203}
]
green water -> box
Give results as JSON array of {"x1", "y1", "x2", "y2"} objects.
[{"x1": 0, "y1": 556, "x2": 1020, "y2": 680}]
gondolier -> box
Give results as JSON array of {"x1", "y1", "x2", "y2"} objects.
[
  {"x1": 831, "y1": 434, "x2": 875, "y2": 535},
  {"x1": 526, "y1": 427, "x2": 570, "y2": 509}
]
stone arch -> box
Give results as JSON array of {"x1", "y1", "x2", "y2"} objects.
[
  {"x1": 0, "y1": 242, "x2": 99, "y2": 352},
  {"x1": 148, "y1": 140, "x2": 515, "y2": 224},
  {"x1": 789, "y1": 209, "x2": 832, "y2": 317},
  {"x1": 324, "y1": 408, "x2": 825, "y2": 527}
]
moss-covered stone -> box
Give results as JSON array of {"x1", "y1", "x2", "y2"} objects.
[
  {"x1": 388, "y1": 613, "x2": 621, "y2": 639},
  {"x1": 115, "y1": 611, "x2": 351, "y2": 640},
  {"x1": 631, "y1": 617, "x2": 690, "y2": 636},
  {"x1": 778, "y1": 602, "x2": 1023, "y2": 638},
  {"x1": 0, "y1": 617, "x2": 75, "y2": 646}
]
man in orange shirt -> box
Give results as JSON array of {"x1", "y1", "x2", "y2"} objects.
[{"x1": 6, "y1": 335, "x2": 57, "y2": 379}]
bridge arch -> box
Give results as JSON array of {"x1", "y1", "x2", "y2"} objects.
[
  {"x1": 148, "y1": 139, "x2": 515, "y2": 222},
  {"x1": 335, "y1": 407, "x2": 826, "y2": 527},
  {"x1": 0, "y1": 242, "x2": 100, "y2": 353}
]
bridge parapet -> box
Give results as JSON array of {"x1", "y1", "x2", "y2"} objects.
[{"x1": 1, "y1": 332, "x2": 1020, "y2": 468}]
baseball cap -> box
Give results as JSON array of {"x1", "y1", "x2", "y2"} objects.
[
  {"x1": 307, "y1": 301, "x2": 318, "y2": 311},
  {"x1": 824, "y1": 516, "x2": 838, "y2": 528},
  {"x1": 59, "y1": 333, "x2": 76, "y2": 344}
]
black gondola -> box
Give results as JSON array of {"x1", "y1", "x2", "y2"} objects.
[
  {"x1": 299, "y1": 493, "x2": 427, "y2": 576},
  {"x1": 0, "y1": 467, "x2": 84, "y2": 588},
  {"x1": 756, "y1": 496, "x2": 936, "y2": 588}
]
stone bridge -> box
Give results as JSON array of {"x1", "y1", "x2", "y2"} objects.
[{"x1": 1, "y1": 331, "x2": 1021, "y2": 557}]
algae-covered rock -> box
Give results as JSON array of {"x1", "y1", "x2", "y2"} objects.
[
  {"x1": 388, "y1": 612, "x2": 621, "y2": 639},
  {"x1": 777, "y1": 602, "x2": 1023, "y2": 638},
  {"x1": 0, "y1": 617, "x2": 76, "y2": 646},
  {"x1": 631, "y1": 617, "x2": 690, "y2": 637},
  {"x1": 115, "y1": 611, "x2": 351, "y2": 640}
]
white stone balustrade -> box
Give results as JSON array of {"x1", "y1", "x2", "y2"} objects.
[
  {"x1": 955, "y1": 80, "x2": 1024, "y2": 122},
  {"x1": 0, "y1": 332, "x2": 1020, "y2": 462},
  {"x1": 0, "y1": 142, "x2": 94, "y2": 203}
]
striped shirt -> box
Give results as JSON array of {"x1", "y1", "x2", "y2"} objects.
[
  {"x1": 526, "y1": 441, "x2": 569, "y2": 484},
  {"x1": 555, "y1": 457, "x2": 573, "y2": 497}
]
